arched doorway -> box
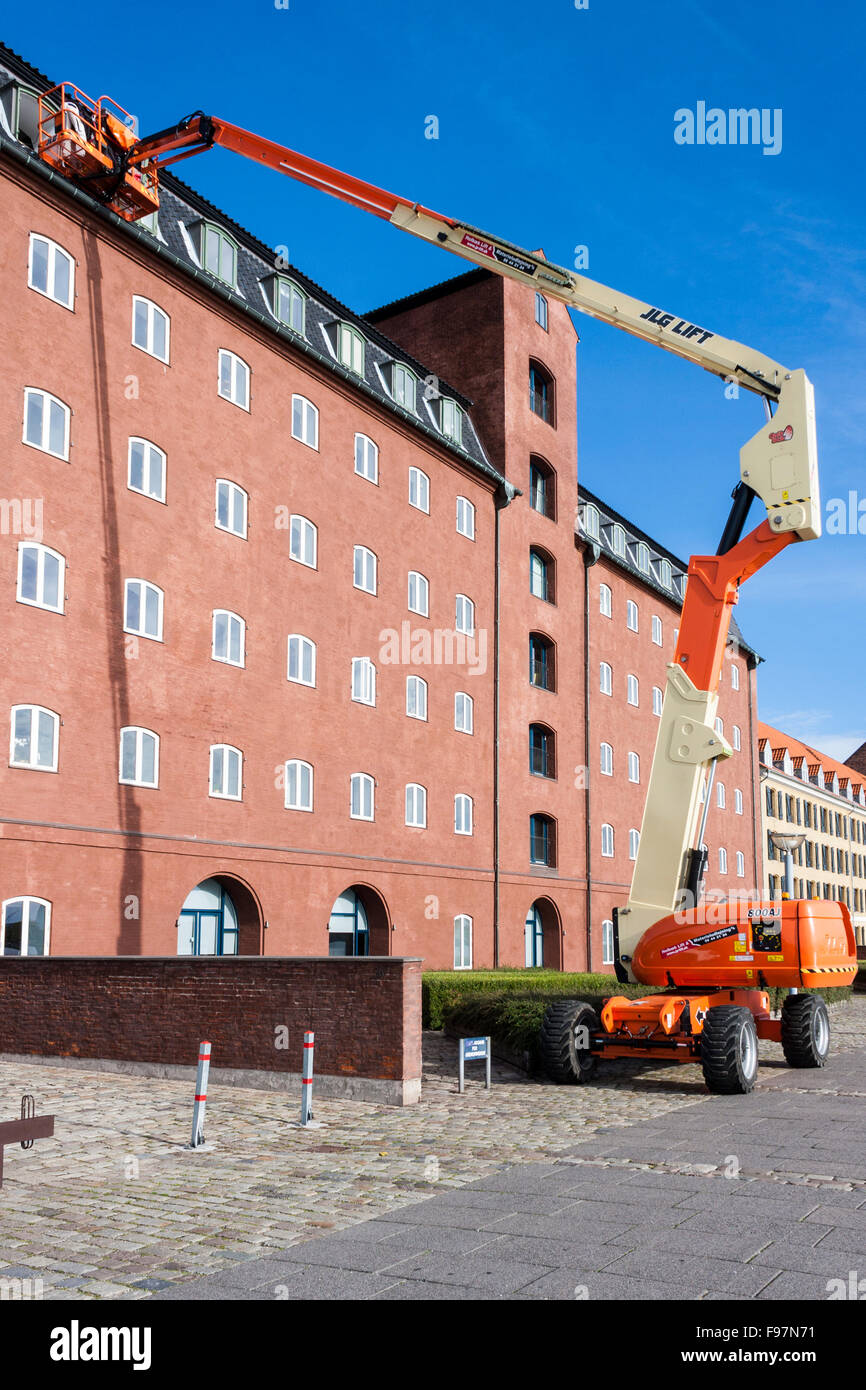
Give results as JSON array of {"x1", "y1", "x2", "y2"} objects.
[
  {"x1": 176, "y1": 876, "x2": 262, "y2": 956},
  {"x1": 328, "y1": 885, "x2": 390, "y2": 957},
  {"x1": 524, "y1": 897, "x2": 562, "y2": 969}
]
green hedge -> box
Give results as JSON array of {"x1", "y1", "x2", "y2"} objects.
[{"x1": 423, "y1": 969, "x2": 627, "y2": 1029}]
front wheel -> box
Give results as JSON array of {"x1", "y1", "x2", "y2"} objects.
[
  {"x1": 781, "y1": 993, "x2": 830, "y2": 1068},
  {"x1": 540, "y1": 999, "x2": 600, "y2": 1085},
  {"x1": 700, "y1": 1005, "x2": 759, "y2": 1095}
]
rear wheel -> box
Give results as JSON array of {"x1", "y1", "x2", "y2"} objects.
[
  {"x1": 700, "y1": 1005, "x2": 759, "y2": 1095},
  {"x1": 781, "y1": 993, "x2": 830, "y2": 1068},
  {"x1": 540, "y1": 999, "x2": 600, "y2": 1085}
]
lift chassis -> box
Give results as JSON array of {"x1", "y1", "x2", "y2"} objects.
[{"x1": 31, "y1": 79, "x2": 860, "y2": 1093}]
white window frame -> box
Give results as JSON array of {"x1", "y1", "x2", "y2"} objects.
[
  {"x1": 289, "y1": 515, "x2": 317, "y2": 568},
  {"x1": 17, "y1": 543, "x2": 65, "y2": 614},
  {"x1": 217, "y1": 349, "x2": 250, "y2": 410},
  {"x1": 628, "y1": 751, "x2": 640, "y2": 784},
  {"x1": 209, "y1": 744, "x2": 243, "y2": 801},
  {"x1": 455, "y1": 794, "x2": 473, "y2": 836},
  {"x1": 717, "y1": 782, "x2": 726, "y2": 808},
  {"x1": 599, "y1": 583, "x2": 612, "y2": 618},
  {"x1": 123, "y1": 578, "x2": 164, "y2": 642},
  {"x1": 405, "y1": 782, "x2": 427, "y2": 828},
  {"x1": 351, "y1": 657, "x2": 376, "y2": 707},
  {"x1": 350, "y1": 772, "x2": 375, "y2": 821},
  {"x1": 354, "y1": 433, "x2": 378, "y2": 483},
  {"x1": 354, "y1": 545, "x2": 378, "y2": 595},
  {"x1": 212, "y1": 609, "x2": 246, "y2": 668},
  {"x1": 456, "y1": 594, "x2": 475, "y2": 636},
  {"x1": 274, "y1": 276, "x2": 306, "y2": 334},
  {"x1": 28, "y1": 233, "x2": 74, "y2": 309},
  {"x1": 202, "y1": 223, "x2": 238, "y2": 286},
  {"x1": 1, "y1": 896, "x2": 52, "y2": 956},
  {"x1": 406, "y1": 675, "x2": 428, "y2": 721},
  {"x1": 23, "y1": 387, "x2": 70, "y2": 461},
  {"x1": 611, "y1": 524, "x2": 626, "y2": 557},
  {"x1": 214, "y1": 479, "x2": 248, "y2": 539},
  {"x1": 719, "y1": 847, "x2": 728, "y2": 875},
  {"x1": 652, "y1": 686, "x2": 664, "y2": 717},
  {"x1": 408, "y1": 571, "x2": 429, "y2": 617},
  {"x1": 651, "y1": 615, "x2": 663, "y2": 646},
  {"x1": 132, "y1": 295, "x2": 170, "y2": 363},
  {"x1": 629, "y1": 829, "x2": 640, "y2": 860},
  {"x1": 735, "y1": 788, "x2": 744, "y2": 816},
  {"x1": 408, "y1": 466, "x2": 430, "y2": 514},
  {"x1": 736, "y1": 851, "x2": 746, "y2": 878},
  {"x1": 9, "y1": 704, "x2": 59, "y2": 772},
  {"x1": 733, "y1": 724, "x2": 742, "y2": 751},
  {"x1": 601, "y1": 823, "x2": 615, "y2": 858},
  {"x1": 338, "y1": 323, "x2": 366, "y2": 375},
  {"x1": 392, "y1": 363, "x2": 417, "y2": 412},
  {"x1": 600, "y1": 662, "x2": 612, "y2": 696},
  {"x1": 128, "y1": 437, "x2": 166, "y2": 503},
  {"x1": 715, "y1": 716, "x2": 724, "y2": 736},
  {"x1": 627, "y1": 674, "x2": 639, "y2": 706},
  {"x1": 118, "y1": 726, "x2": 159, "y2": 788},
  {"x1": 291, "y1": 394, "x2": 319, "y2": 449},
  {"x1": 287, "y1": 634, "x2": 316, "y2": 688},
  {"x1": 454, "y1": 692, "x2": 474, "y2": 735},
  {"x1": 535, "y1": 291, "x2": 549, "y2": 330},
  {"x1": 600, "y1": 742, "x2": 613, "y2": 776},
  {"x1": 602, "y1": 919, "x2": 614, "y2": 966},
  {"x1": 454, "y1": 914, "x2": 473, "y2": 970},
  {"x1": 285, "y1": 759, "x2": 314, "y2": 812},
  {"x1": 440, "y1": 398, "x2": 463, "y2": 443},
  {"x1": 636, "y1": 542, "x2": 651, "y2": 574},
  {"x1": 731, "y1": 663, "x2": 740, "y2": 690},
  {"x1": 626, "y1": 599, "x2": 639, "y2": 632},
  {"x1": 456, "y1": 496, "x2": 476, "y2": 540}
]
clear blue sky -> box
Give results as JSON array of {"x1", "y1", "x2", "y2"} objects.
[{"x1": 6, "y1": 0, "x2": 864, "y2": 759}]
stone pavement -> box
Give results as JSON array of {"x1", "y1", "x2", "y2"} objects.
[{"x1": 0, "y1": 997, "x2": 864, "y2": 1300}]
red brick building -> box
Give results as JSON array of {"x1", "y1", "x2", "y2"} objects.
[{"x1": 0, "y1": 45, "x2": 762, "y2": 970}]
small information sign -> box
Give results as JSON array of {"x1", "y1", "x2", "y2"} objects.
[{"x1": 458, "y1": 1035, "x2": 491, "y2": 1092}]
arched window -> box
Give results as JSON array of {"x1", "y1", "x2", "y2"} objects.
[
  {"x1": 28, "y1": 233, "x2": 74, "y2": 308},
  {"x1": 405, "y1": 783, "x2": 427, "y2": 828},
  {"x1": 736, "y1": 851, "x2": 746, "y2": 877},
  {"x1": 455, "y1": 594, "x2": 475, "y2": 636},
  {"x1": 454, "y1": 914, "x2": 473, "y2": 969},
  {"x1": 629, "y1": 829, "x2": 640, "y2": 860},
  {"x1": 525, "y1": 903, "x2": 544, "y2": 968},
  {"x1": 530, "y1": 633, "x2": 555, "y2": 690},
  {"x1": 217, "y1": 349, "x2": 249, "y2": 409},
  {"x1": 717, "y1": 782, "x2": 726, "y2": 808},
  {"x1": 601, "y1": 823, "x2": 614, "y2": 858},
  {"x1": 23, "y1": 387, "x2": 70, "y2": 460},
  {"x1": 454, "y1": 794, "x2": 473, "y2": 836},
  {"x1": 351, "y1": 657, "x2": 376, "y2": 706},
  {"x1": 602, "y1": 919, "x2": 615, "y2": 966},
  {"x1": 354, "y1": 433, "x2": 378, "y2": 483},
  {"x1": 406, "y1": 675, "x2": 428, "y2": 721},
  {"x1": 600, "y1": 661, "x2": 612, "y2": 696},
  {"x1": 350, "y1": 772, "x2": 375, "y2": 821},
  {"x1": 600, "y1": 742, "x2": 613, "y2": 776},
  {"x1": 652, "y1": 615, "x2": 663, "y2": 646},
  {"x1": 129, "y1": 438, "x2": 166, "y2": 503},
  {"x1": 1, "y1": 896, "x2": 51, "y2": 956},
  {"x1": 627, "y1": 674, "x2": 639, "y2": 706},
  {"x1": 599, "y1": 583, "x2": 612, "y2": 618},
  {"x1": 409, "y1": 466, "x2": 429, "y2": 513},
  {"x1": 529, "y1": 457, "x2": 556, "y2": 519},
  {"x1": 719, "y1": 847, "x2": 728, "y2": 874},
  {"x1": 734, "y1": 788, "x2": 744, "y2": 815},
  {"x1": 119, "y1": 726, "x2": 158, "y2": 787},
  {"x1": 408, "y1": 571, "x2": 429, "y2": 616},
  {"x1": 132, "y1": 295, "x2": 170, "y2": 363},
  {"x1": 17, "y1": 543, "x2": 64, "y2": 613},
  {"x1": 529, "y1": 724, "x2": 555, "y2": 778},
  {"x1": 529, "y1": 360, "x2": 554, "y2": 424},
  {"x1": 287, "y1": 634, "x2": 316, "y2": 687},
  {"x1": 628, "y1": 751, "x2": 640, "y2": 783},
  {"x1": 354, "y1": 545, "x2": 377, "y2": 595},
  {"x1": 530, "y1": 814, "x2": 556, "y2": 866},
  {"x1": 653, "y1": 686, "x2": 664, "y2": 717},
  {"x1": 626, "y1": 600, "x2": 639, "y2": 632},
  {"x1": 289, "y1": 515, "x2": 317, "y2": 567},
  {"x1": 10, "y1": 705, "x2": 59, "y2": 772},
  {"x1": 215, "y1": 479, "x2": 248, "y2": 538},
  {"x1": 530, "y1": 547, "x2": 555, "y2": 603},
  {"x1": 212, "y1": 610, "x2": 245, "y2": 667},
  {"x1": 124, "y1": 579, "x2": 163, "y2": 641},
  {"x1": 177, "y1": 877, "x2": 239, "y2": 957},
  {"x1": 291, "y1": 395, "x2": 319, "y2": 448},
  {"x1": 273, "y1": 276, "x2": 306, "y2": 334},
  {"x1": 455, "y1": 692, "x2": 474, "y2": 734},
  {"x1": 285, "y1": 760, "x2": 314, "y2": 811},
  {"x1": 210, "y1": 744, "x2": 243, "y2": 800}
]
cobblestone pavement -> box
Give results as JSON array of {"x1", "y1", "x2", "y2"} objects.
[{"x1": 0, "y1": 997, "x2": 864, "y2": 1300}]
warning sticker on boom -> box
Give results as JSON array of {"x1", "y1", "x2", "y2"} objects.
[
  {"x1": 660, "y1": 925, "x2": 738, "y2": 959},
  {"x1": 461, "y1": 233, "x2": 538, "y2": 276}
]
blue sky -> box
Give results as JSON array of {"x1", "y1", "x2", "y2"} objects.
[{"x1": 7, "y1": 0, "x2": 864, "y2": 759}]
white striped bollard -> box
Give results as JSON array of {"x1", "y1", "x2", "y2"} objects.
[
  {"x1": 190, "y1": 1040, "x2": 211, "y2": 1148},
  {"x1": 300, "y1": 1031, "x2": 314, "y2": 1126}
]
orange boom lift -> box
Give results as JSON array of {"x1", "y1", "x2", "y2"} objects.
[{"x1": 34, "y1": 81, "x2": 858, "y2": 1093}]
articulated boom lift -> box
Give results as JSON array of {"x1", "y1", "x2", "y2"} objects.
[{"x1": 35, "y1": 81, "x2": 858, "y2": 1092}]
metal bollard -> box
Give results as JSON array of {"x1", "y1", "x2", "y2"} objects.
[
  {"x1": 300, "y1": 1031, "x2": 314, "y2": 1126},
  {"x1": 190, "y1": 1041, "x2": 211, "y2": 1148}
]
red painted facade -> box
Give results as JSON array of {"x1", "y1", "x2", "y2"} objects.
[{"x1": 1, "y1": 146, "x2": 762, "y2": 972}]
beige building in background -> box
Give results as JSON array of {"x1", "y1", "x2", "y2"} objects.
[{"x1": 759, "y1": 722, "x2": 866, "y2": 947}]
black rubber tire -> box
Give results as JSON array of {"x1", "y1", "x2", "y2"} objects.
[
  {"x1": 781, "y1": 993, "x2": 830, "y2": 1068},
  {"x1": 699, "y1": 1005, "x2": 759, "y2": 1095},
  {"x1": 540, "y1": 999, "x2": 600, "y2": 1085}
]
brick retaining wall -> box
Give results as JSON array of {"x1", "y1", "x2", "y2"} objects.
[{"x1": 0, "y1": 957, "x2": 422, "y2": 1105}]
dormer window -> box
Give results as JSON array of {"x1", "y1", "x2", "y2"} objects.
[
  {"x1": 274, "y1": 277, "x2": 305, "y2": 335},
  {"x1": 657, "y1": 558, "x2": 672, "y2": 589},
  {"x1": 582, "y1": 505, "x2": 600, "y2": 540},
  {"x1": 337, "y1": 323, "x2": 365, "y2": 375},
  {"x1": 609, "y1": 524, "x2": 626, "y2": 557},
  {"x1": 390, "y1": 363, "x2": 417, "y2": 413},
  {"x1": 438, "y1": 398, "x2": 464, "y2": 444},
  {"x1": 635, "y1": 542, "x2": 651, "y2": 574},
  {"x1": 201, "y1": 223, "x2": 238, "y2": 287}
]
